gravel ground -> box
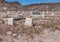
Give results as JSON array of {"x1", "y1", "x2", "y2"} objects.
[
  {"x1": 0, "y1": 28, "x2": 60, "y2": 42},
  {"x1": 0, "y1": 19, "x2": 60, "y2": 42}
]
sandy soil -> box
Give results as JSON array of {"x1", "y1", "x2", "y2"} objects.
[{"x1": 0, "y1": 19, "x2": 60, "y2": 42}]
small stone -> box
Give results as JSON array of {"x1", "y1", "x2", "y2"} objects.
[
  {"x1": 13, "y1": 33, "x2": 17, "y2": 36},
  {"x1": 7, "y1": 31, "x2": 12, "y2": 35}
]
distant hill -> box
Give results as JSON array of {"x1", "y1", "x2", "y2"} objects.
[
  {"x1": 0, "y1": 0, "x2": 23, "y2": 11},
  {"x1": 23, "y1": 3, "x2": 60, "y2": 11},
  {"x1": 0, "y1": 0, "x2": 60, "y2": 11}
]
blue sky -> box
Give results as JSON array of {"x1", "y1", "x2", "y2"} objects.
[{"x1": 5, "y1": 0, "x2": 60, "y2": 5}]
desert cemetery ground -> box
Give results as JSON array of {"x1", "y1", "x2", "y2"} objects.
[
  {"x1": 0, "y1": 16, "x2": 60, "y2": 42},
  {"x1": 0, "y1": 0, "x2": 60, "y2": 42}
]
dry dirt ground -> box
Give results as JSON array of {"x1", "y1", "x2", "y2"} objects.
[{"x1": 0, "y1": 18, "x2": 60, "y2": 42}]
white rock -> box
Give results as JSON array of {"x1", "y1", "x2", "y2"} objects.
[
  {"x1": 7, "y1": 31, "x2": 12, "y2": 35},
  {"x1": 3, "y1": 7, "x2": 6, "y2": 10},
  {"x1": 13, "y1": 33, "x2": 17, "y2": 36}
]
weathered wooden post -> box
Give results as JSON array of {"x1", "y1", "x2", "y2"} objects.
[
  {"x1": 8, "y1": 18, "x2": 13, "y2": 25},
  {"x1": 25, "y1": 18, "x2": 32, "y2": 26},
  {"x1": 43, "y1": 12, "x2": 44, "y2": 19}
]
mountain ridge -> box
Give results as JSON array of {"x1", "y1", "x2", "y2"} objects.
[{"x1": 0, "y1": 0, "x2": 60, "y2": 11}]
